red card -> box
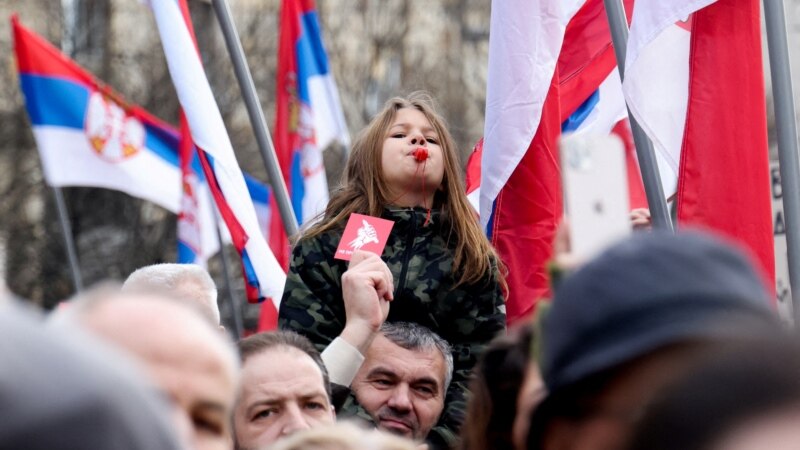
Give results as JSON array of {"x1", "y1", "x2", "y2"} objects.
[{"x1": 335, "y1": 213, "x2": 395, "y2": 261}]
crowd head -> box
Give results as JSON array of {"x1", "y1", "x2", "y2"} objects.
[
  {"x1": 268, "y1": 422, "x2": 418, "y2": 450},
  {"x1": 460, "y1": 323, "x2": 540, "y2": 450},
  {"x1": 233, "y1": 331, "x2": 335, "y2": 449},
  {"x1": 1, "y1": 301, "x2": 182, "y2": 450},
  {"x1": 5, "y1": 215, "x2": 800, "y2": 450},
  {"x1": 351, "y1": 321, "x2": 453, "y2": 441},
  {"x1": 527, "y1": 230, "x2": 780, "y2": 450},
  {"x1": 67, "y1": 289, "x2": 239, "y2": 450},
  {"x1": 122, "y1": 263, "x2": 220, "y2": 326}
]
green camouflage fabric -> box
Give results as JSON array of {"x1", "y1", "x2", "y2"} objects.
[{"x1": 279, "y1": 207, "x2": 506, "y2": 449}]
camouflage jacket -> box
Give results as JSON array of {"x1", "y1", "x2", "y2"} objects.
[{"x1": 279, "y1": 207, "x2": 506, "y2": 449}]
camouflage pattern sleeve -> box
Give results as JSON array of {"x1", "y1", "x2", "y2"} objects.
[
  {"x1": 278, "y1": 233, "x2": 348, "y2": 352},
  {"x1": 432, "y1": 265, "x2": 506, "y2": 449}
]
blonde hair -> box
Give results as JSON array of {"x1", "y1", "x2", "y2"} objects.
[
  {"x1": 267, "y1": 422, "x2": 416, "y2": 450},
  {"x1": 303, "y1": 92, "x2": 500, "y2": 287}
]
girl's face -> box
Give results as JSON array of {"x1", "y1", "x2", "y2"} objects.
[{"x1": 380, "y1": 108, "x2": 445, "y2": 207}]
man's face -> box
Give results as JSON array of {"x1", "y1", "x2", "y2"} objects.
[
  {"x1": 233, "y1": 347, "x2": 335, "y2": 449},
  {"x1": 82, "y1": 299, "x2": 238, "y2": 450},
  {"x1": 146, "y1": 339, "x2": 237, "y2": 450},
  {"x1": 352, "y1": 334, "x2": 447, "y2": 441}
]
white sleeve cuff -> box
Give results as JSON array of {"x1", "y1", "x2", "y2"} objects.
[{"x1": 321, "y1": 337, "x2": 365, "y2": 387}]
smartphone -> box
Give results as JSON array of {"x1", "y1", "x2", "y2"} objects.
[{"x1": 560, "y1": 134, "x2": 631, "y2": 259}]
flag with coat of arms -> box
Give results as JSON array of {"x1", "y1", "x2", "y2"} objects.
[
  {"x1": 271, "y1": 0, "x2": 350, "y2": 267},
  {"x1": 13, "y1": 14, "x2": 275, "y2": 279},
  {"x1": 12, "y1": 14, "x2": 222, "y2": 263}
]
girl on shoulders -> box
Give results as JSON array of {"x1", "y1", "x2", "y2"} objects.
[{"x1": 279, "y1": 91, "x2": 506, "y2": 448}]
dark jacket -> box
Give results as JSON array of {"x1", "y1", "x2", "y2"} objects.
[{"x1": 280, "y1": 206, "x2": 506, "y2": 449}]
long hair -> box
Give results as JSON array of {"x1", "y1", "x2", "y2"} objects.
[
  {"x1": 302, "y1": 91, "x2": 498, "y2": 287},
  {"x1": 460, "y1": 323, "x2": 534, "y2": 450}
]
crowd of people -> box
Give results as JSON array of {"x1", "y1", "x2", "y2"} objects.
[{"x1": 2, "y1": 93, "x2": 799, "y2": 450}]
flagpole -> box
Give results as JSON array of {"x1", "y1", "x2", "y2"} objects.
[
  {"x1": 603, "y1": 0, "x2": 673, "y2": 231},
  {"x1": 57, "y1": 0, "x2": 83, "y2": 293},
  {"x1": 210, "y1": 0, "x2": 299, "y2": 238},
  {"x1": 763, "y1": 0, "x2": 800, "y2": 324},
  {"x1": 214, "y1": 221, "x2": 244, "y2": 339},
  {"x1": 52, "y1": 187, "x2": 84, "y2": 292}
]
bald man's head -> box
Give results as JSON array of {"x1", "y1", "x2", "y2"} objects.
[
  {"x1": 122, "y1": 264, "x2": 220, "y2": 326},
  {"x1": 79, "y1": 294, "x2": 238, "y2": 450}
]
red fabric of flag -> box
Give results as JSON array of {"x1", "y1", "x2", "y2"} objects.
[
  {"x1": 491, "y1": 73, "x2": 562, "y2": 325},
  {"x1": 558, "y1": 0, "x2": 633, "y2": 121},
  {"x1": 260, "y1": 0, "x2": 302, "y2": 331},
  {"x1": 677, "y1": 0, "x2": 775, "y2": 289}
]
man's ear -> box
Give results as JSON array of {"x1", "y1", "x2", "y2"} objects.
[{"x1": 329, "y1": 404, "x2": 337, "y2": 421}]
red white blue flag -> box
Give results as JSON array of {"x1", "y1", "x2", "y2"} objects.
[
  {"x1": 175, "y1": 0, "x2": 209, "y2": 267},
  {"x1": 12, "y1": 15, "x2": 274, "y2": 269},
  {"x1": 12, "y1": 15, "x2": 224, "y2": 265},
  {"x1": 148, "y1": 0, "x2": 286, "y2": 304},
  {"x1": 482, "y1": 0, "x2": 648, "y2": 324},
  {"x1": 271, "y1": 0, "x2": 349, "y2": 267}
]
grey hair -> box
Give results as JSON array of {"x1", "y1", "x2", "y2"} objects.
[
  {"x1": 379, "y1": 322, "x2": 454, "y2": 392},
  {"x1": 122, "y1": 263, "x2": 219, "y2": 325}
]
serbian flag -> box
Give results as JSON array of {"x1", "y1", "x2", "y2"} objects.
[
  {"x1": 623, "y1": 0, "x2": 774, "y2": 285},
  {"x1": 245, "y1": 175, "x2": 273, "y2": 238},
  {"x1": 12, "y1": 14, "x2": 222, "y2": 264},
  {"x1": 175, "y1": 0, "x2": 211, "y2": 267},
  {"x1": 148, "y1": 0, "x2": 286, "y2": 306},
  {"x1": 176, "y1": 111, "x2": 215, "y2": 266},
  {"x1": 561, "y1": 74, "x2": 648, "y2": 210},
  {"x1": 272, "y1": 0, "x2": 349, "y2": 265}
]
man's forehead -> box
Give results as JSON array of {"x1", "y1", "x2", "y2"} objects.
[
  {"x1": 240, "y1": 378, "x2": 329, "y2": 410},
  {"x1": 241, "y1": 348, "x2": 327, "y2": 398},
  {"x1": 86, "y1": 298, "x2": 237, "y2": 381}
]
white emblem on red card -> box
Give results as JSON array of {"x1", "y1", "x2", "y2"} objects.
[{"x1": 335, "y1": 213, "x2": 395, "y2": 261}]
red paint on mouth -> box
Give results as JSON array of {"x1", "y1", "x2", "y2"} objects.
[{"x1": 413, "y1": 147, "x2": 429, "y2": 162}]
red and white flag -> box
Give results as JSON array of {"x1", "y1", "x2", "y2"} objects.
[
  {"x1": 483, "y1": 0, "x2": 586, "y2": 324},
  {"x1": 483, "y1": 0, "x2": 648, "y2": 324},
  {"x1": 481, "y1": 0, "x2": 582, "y2": 226},
  {"x1": 624, "y1": 0, "x2": 774, "y2": 287}
]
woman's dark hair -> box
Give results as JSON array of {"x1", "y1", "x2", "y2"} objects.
[{"x1": 460, "y1": 323, "x2": 534, "y2": 450}]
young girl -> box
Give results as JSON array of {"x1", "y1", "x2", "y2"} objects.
[{"x1": 279, "y1": 92, "x2": 506, "y2": 448}]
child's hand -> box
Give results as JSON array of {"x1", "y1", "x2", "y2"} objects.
[{"x1": 340, "y1": 251, "x2": 395, "y2": 352}]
